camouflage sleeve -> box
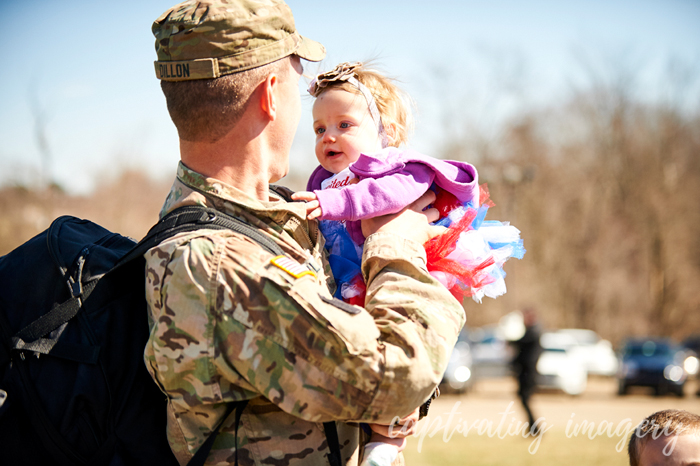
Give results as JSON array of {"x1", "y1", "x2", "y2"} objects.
[
  {"x1": 146, "y1": 228, "x2": 464, "y2": 431},
  {"x1": 361, "y1": 232, "x2": 466, "y2": 421}
]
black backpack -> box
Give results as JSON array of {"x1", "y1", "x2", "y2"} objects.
[{"x1": 0, "y1": 206, "x2": 286, "y2": 466}]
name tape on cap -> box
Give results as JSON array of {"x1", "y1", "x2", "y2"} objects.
[{"x1": 154, "y1": 58, "x2": 220, "y2": 81}]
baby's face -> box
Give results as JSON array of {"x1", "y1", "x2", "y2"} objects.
[{"x1": 312, "y1": 88, "x2": 384, "y2": 174}]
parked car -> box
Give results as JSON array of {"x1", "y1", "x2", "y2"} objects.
[
  {"x1": 440, "y1": 329, "x2": 474, "y2": 393},
  {"x1": 681, "y1": 335, "x2": 700, "y2": 397},
  {"x1": 681, "y1": 335, "x2": 700, "y2": 377},
  {"x1": 682, "y1": 334, "x2": 700, "y2": 352},
  {"x1": 617, "y1": 338, "x2": 688, "y2": 396},
  {"x1": 555, "y1": 329, "x2": 618, "y2": 376},
  {"x1": 469, "y1": 325, "x2": 513, "y2": 378},
  {"x1": 536, "y1": 332, "x2": 588, "y2": 395}
]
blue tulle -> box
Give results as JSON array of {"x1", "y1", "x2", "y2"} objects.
[{"x1": 318, "y1": 220, "x2": 363, "y2": 300}]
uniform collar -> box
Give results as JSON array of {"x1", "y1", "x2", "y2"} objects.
[{"x1": 171, "y1": 162, "x2": 310, "y2": 221}]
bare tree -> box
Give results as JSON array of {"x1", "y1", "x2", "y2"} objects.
[
  {"x1": 29, "y1": 82, "x2": 53, "y2": 191},
  {"x1": 435, "y1": 52, "x2": 700, "y2": 342}
]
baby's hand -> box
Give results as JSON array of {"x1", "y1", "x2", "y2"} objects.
[{"x1": 291, "y1": 191, "x2": 323, "y2": 220}]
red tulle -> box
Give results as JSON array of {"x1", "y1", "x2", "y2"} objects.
[
  {"x1": 479, "y1": 184, "x2": 495, "y2": 208},
  {"x1": 424, "y1": 208, "x2": 476, "y2": 259},
  {"x1": 424, "y1": 183, "x2": 496, "y2": 301},
  {"x1": 343, "y1": 275, "x2": 367, "y2": 307},
  {"x1": 433, "y1": 187, "x2": 462, "y2": 219},
  {"x1": 345, "y1": 293, "x2": 365, "y2": 307}
]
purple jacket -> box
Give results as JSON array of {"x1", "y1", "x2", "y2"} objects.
[{"x1": 306, "y1": 147, "x2": 479, "y2": 244}]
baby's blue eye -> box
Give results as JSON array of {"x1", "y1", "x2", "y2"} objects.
[
  {"x1": 339, "y1": 122, "x2": 350, "y2": 128},
  {"x1": 315, "y1": 127, "x2": 325, "y2": 135}
]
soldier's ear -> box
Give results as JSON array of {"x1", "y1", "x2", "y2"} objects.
[{"x1": 259, "y1": 74, "x2": 279, "y2": 120}]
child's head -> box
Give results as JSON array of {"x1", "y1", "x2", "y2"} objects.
[
  {"x1": 628, "y1": 409, "x2": 700, "y2": 466},
  {"x1": 308, "y1": 62, "x2": 412, "y2": 174}
]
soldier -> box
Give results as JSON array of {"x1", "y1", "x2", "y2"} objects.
[{"x1": 144, "y1": 1, "x2": 465, "y2": 465}]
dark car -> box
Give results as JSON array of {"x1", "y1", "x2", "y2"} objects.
[
  {"x1": 617, "y1": 338, "x2": 688, "y2": 396},
  {"x1": 683, "y1": 335, "x2": 700, "y2": 352},
  {"x1": 681, "y1": 334, "x2": 700, "y2": 397}
]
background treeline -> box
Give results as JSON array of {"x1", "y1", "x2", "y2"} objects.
[
  {"x1": 1, "y1": 75, "x2": 698, "y2": 346},
  {"x1": 437, "y1": 78, "x2": 700, "y2": 344}
]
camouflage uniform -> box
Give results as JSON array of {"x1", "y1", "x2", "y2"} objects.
[
  {"x1": 147, "y1": 1, "x2": 464, "y2": 464},
  {"x1": 144, "y1": 163, "x2": 466, "y2": 465}
]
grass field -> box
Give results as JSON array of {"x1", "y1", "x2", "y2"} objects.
[
  {"x1": 403, "y1": 425, "x2": 630, "y2": 466},
  {"x1": 400, "y1": 378, "x2": 699, "y2": 465}
]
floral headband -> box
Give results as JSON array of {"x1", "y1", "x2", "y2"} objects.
[{"x1": 308, "y1": 62, "x2": 388, "y2": 146}]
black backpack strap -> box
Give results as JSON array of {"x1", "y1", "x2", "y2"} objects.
[
  {"x1": 11, "y1": 262, "x2": 101, "y2": 365},
  {"x1": 187, "y1": 400, "x2": 249, "y2": 466},
  {"x1": 233, "y1": 400, "x2": 249, "y2": 466},
  {"x1": 13, "y1": 292, "x2": 84, "y2": 343},
  {"x1": 116, "y1": 205, "x2": 284, "y2": 269},
  {"x1": 8, "y1": 205, "x2": 283, "y2": 352},
  {"x1": 269, "y1": 184, "x2": 294, "y2": 202},
  {"x1": 323, "y1": 421, "x2": 343, "y2": 466}
]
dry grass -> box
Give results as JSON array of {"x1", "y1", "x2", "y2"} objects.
[
  {"x1": 0, "y1": 170, "x2": 172, "y2": 255},
  {"x1": 404, "y1": 428, "x2": 628, "y2": 466},
  {"x1": 402, "y1": 378, "x2": 699, "y2": 466}
]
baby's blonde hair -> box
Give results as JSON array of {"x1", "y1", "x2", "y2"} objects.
[{"x1": 314, "y1": 62, "x2": 413, "y2": 147}]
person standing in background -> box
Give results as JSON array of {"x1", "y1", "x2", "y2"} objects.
[{"x1": 511, "y1": 307, "x2": 542, "y2": 434}]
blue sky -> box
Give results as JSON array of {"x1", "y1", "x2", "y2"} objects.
[{"x1": 0, "y1": 0, "x2": 698, "y2": 193}]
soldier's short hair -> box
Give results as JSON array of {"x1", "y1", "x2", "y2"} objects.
[
  {"x1": 152, "y1": 0, "x2": 324, "y2": 142},
  {"x1": 161, "y1": 57, "x2": 290, "y2": 143},
  {"x1": 628, "y1": 409, "x2": 700, "y2": 466}
]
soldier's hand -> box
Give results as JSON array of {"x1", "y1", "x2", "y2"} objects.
[{"x1": 361, "y1": 190, "x2": 445, "y2": 243}]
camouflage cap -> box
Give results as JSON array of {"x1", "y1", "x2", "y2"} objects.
[{"x1": 153, "y1": 0, "x2": 325, "y2": 81}]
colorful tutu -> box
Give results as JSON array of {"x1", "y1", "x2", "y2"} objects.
[
  {"x1": 426, "y1": 185, "x2": 525, "y2": 302},
  {"x1": 319, "y1": 184, "x2": 524, "y2": 305}
]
